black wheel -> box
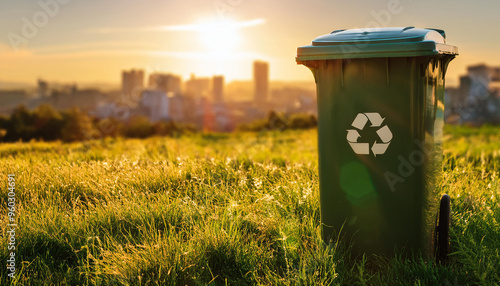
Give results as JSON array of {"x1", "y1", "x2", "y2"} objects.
[{"x1": 437, "y1": 194, "x2": 451, "y2": 262}]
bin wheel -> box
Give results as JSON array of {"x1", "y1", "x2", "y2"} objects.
[{"x1": 437, "y1": 194, "x2": 451, "y2": 262}]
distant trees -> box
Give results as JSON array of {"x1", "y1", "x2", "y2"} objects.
[
  {"x1": 153, "y1": 121, "x2": 195, "y2": 137},
  {"x1": 0, "y1": 115, "x2": 8, "y2": 140},
  {"x1": 0, "y1": 105, "x2": 316, "y2": 143},
  {"x1": 4, "y1": 105, "x2": 35, "y2": 141},
  {"x1": 94, "y1": 117, "x2": 124, "y2": 138},
  {"x1": 0, "y1": 104, "x2": 197, "y2": 143},
  {"x1": 288, "y1": 113, "x2": 317, "y2": 129},
  {"x1": 125, "y1": 116, "x2": 154, "y2": 138},
  {"x1": 125, "y1": 116, "x2": 196, "y2": 138},
  {"x1": 238, "y1": 111, "x2": 317, "y2": 132},
  {"x1": 33, "y1": 104, "x2": 65, "y2": 141},
  {"x1": 61, "y1": 108, "x2": 97, "y2": 142}
]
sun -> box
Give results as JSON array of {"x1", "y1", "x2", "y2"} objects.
[{"x1": 197, "y1": 20, "x2": 242, "y2": 53}]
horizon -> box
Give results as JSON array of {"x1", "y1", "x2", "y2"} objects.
[
  {"x1": 0, "y1": 77, "x2": 318, "y2": 91},
  {"x1": 1, "y1": 0, "x2": 500, "y2": 88}
]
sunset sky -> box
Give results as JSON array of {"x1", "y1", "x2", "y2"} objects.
[{"x1": 1, "y1": 0, "x2": 499, "y2": 87}]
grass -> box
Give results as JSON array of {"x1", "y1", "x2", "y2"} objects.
[{"x1": 0, "y1": 126, "x2": 499, "y2": 285}]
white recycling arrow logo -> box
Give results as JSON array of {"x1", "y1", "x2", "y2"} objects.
[{"x1": 346, "y1": 112, "x2": 392, "y2": 156}]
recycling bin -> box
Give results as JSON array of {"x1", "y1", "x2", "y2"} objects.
[{"x1": 296, "y1": 27, "x2": 457, "y2": 259}]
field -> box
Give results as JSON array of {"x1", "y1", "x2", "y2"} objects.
[{"x1": 0, "y1": 126, "x2": 499, "y2": 285}]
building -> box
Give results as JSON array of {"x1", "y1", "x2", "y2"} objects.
[
  {"x1": 212, "y1": 102, "x2": 234, "y2": 132},
  {"x1": 212, "y1": 75, "x2": 224, "y2": 103},
  {"x1": 185, "y1": 74, "x2": 211, "y2": 99},
  {"x1": 466, "y1": 65, "x2": 492, "y2": 101},
  {"x1": 270, "y1": 87, "x2": 317, "y2": 114},
  {"x1": 0, "y1": 90, "x2": 28, "y2": 114},
  {"x1": 74, "y1": 89, "x2": 107, "y2": 112},
  {"x1": 122, "y1": 69, "x2": 144, "y2": 98},
  {"x1": 50, "y1": 86, "x2": 106, "y2": 112},
  {"x1": 445, "y1": 64, "x2": 500, "y2": 124},
  {"x1": 38, "y1": 79, "x2": 49, "y2": 98},
  {"x1": 253, "y1": 61, "x2": 269, "y2": 108},
  {"x1": 141, "y1": 89, "x2": 169, "y2": 122},
  {"x1": 167, "y1": 92, "x2": 185, "y2": 122},
  {"x1": 148, "y1": 73, "x2": 182, "y2": 94},
  {"x1": 198, "y1": 97, "x2": 214, "y2": 132}
]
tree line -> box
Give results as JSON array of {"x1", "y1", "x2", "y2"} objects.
[
  {"x1": 0, "y1": 104, "x2": 318, "y2": 143},
  {"x1": 0, "y1": 104, "x2": 195, "y2": 142},
  {"x1": 237, "y1": 111, "x2": 318, "y2": 131}
]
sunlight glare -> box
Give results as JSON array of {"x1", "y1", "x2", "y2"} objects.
[{"x1": 198, "y1": 20, "x2": 242, "y2": 53}]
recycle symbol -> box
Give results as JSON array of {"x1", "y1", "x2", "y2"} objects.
[{"x1": 346, "y1": 112, "x2": 392, "y2": 156}]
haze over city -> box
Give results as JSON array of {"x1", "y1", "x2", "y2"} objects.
[{"x1": 1, "y1": 0, "x2": 499, "y2": 87}]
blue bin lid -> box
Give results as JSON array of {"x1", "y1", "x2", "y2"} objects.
[{"x1": 296, "y1": 27, "x2": 458, "y2": 62}]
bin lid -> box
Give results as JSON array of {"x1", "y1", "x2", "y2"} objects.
[{"x1": 296, "y1": 27, "x2": 458, "y2": 62}]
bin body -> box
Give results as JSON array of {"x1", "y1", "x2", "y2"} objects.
[{"x1": 296, "y1": 27, "x2": 457, "y2": 258}]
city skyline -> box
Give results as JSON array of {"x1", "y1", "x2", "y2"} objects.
[
  {"x1": 0, "y1": 58, "x2": 317, "y2": 133},
  {"x1": 1, "y1": 0, "x2": 499, "y2": 87}
]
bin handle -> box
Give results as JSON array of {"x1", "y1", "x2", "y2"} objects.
[{"x1": 426, "y1": 28, "x2": 446, "y2": 39}]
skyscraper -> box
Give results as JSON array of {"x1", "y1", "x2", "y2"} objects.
[
  {"x1": 122, "y1": 69, "x2": 144, "y2": 98},
  {"x1": 253, "y1": 61, "x2": 269, "y2": 107},
  {"x1": 185, "y1": 74, "x2": 211, "y2": 98},
  {"x1": 148, "y1": 73, "x2": 182, "y2": 94},
  {"x1": 141, "y1": 89, "x2": 169, "y2": 122},
  {"x1": 37, "y1": 79, "x2": 49, "y2": 98},
  {"x1": 212, "y1": 75, "x2": 224, "y2": 103}
]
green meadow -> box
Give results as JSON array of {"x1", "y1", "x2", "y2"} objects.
[{"x1": 1, "y1": 125, "x2": 499, "y2": 285}]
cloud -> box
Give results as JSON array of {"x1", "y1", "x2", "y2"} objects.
[
  {"x1": 150, "y1": 50, "x2": 265, "y2": 60},
  {"x1": 34, "y1": 41, "x2": 161, "y2": 54},
  {"x1": 164, "y1": 18, "x2": 266, "y2": 31},
  {"x1": 85, "y1": 19, "x2": 266, "y2": 34},
  {"x1": 0, "y1": 44, "x2": 35, "y2": 59},
  {"x1": 85, "y1": 26, "x2": 160, "y2": 34},
  {"x1": 4, "y1": 18, "x2": 268, "y2": 61},
  {"x1": 0, "y1": 44, "x2": 264, "y2": 61}
]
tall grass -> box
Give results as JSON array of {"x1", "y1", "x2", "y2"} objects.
[{"x1": 0, "y1": 127, "x2": 499, "y2": 285}]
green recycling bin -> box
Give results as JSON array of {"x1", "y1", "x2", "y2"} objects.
[{"x1": 296, "y1": 27, "x2": 457, "y2": 259}]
